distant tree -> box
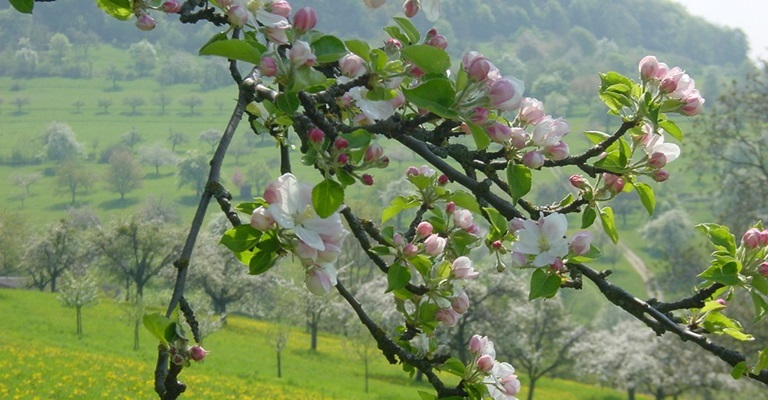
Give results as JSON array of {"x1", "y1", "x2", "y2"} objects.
[
  {"x1": 177, "y1": 151, "x2": 209, "y2": 196},
  {"x1": 128, "y1": 39, "x2": 158, "y2": 71},
  {"x1": 180, "y1": 95, "x2": 204, "y2": 114},
  {"x1": 48, "y1": 33, "x2": 72, "y2": 64},
  {"x1": 247, "y1": 161, "x2": 270, "y2": 196},
  {"x1": 228, "y1": 144, "x2": 251, "y2": 166},
  {"x1": 12, "y1": 96, "x2": 30, "y2": 113},
  {"x1": 22, "y1": 220, "x2": 84, "y2": 292},
  {"x1": 105, "y1": 64, "x2": 123, "y2": 91},
  {"x1": 198, "y1": 129, "x2": 222, "y2": 153},
  {"x1": 72, "y1": 100, "x2": 84, "y2": 114},
  {"x1": 167, "y1": 131, "x2": 188, "y2": 152},
  {"x1": 56, "y1": 161, "x2": 93, "y2": 205},
  {"x1": 136, "y1": 196, "x2": 181, "y2": 225},
  {"x1": 42, "y1": 121, "x2": 84, "y2": 161},
  {"x1": 97, "y1": 98, "x2": 113, "y2": 113},
  {"x1": 152, "y1": 93, "x2": 172, "y2": 114},
  {"x1": 120, "y1": 127, "x2": 143, "y2": 150},
  {"x1": 0, "y1": 212, "x2": 26, "y2": 276},
  {"x1": 104, "y1": 149, "x2": 143, "y2": 201},
  {"x1": 139, "y1": 143, "x2": 178, "y2": 176},
  {"x1": 122, "y1": 96, "x2": 146, "y2": 114},
  {"x1": 10, "y1": 171, "x2": 42, "y2": 195},
  {"x1": 57, "y1": 269, "x2": 99, "y2": 339},
  {"x1": 14, "y1": 47, "x2": 38, "y2": 77}
]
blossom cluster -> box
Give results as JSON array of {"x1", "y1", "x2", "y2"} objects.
[
  {"x1": 306, "y1": 127, "x2": 389, "y2": 186},
  {"x1": 169, "y1": 338, "x2": 208, "y2": 367},
  {"x1": 741, "y1": 227, "x2": 768, "y2": 278},
  {"x1": 508, "y1": 213, "x2": 593, "y2": 270},
  {"x1": 464, "y1": 335, "x2": 521, "y2": 400},
  {"x1": 364, "y1": 0, "x2": 441, "y2": 22},
  {"x1": 638, "y1": 55, "x2": 705, "y2": 116},
  {"x1": 133, "y1": 0, "x2": 183, "y2": 31},
  {"x1": 250, "y1": 173, "x2": 348, "y2": 295}
]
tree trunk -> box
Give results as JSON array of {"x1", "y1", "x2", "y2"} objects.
[
  {"x1": 364, "y1": 353, "x2": 369, "y2": 393},
  {"x1": 655, "y1": 388, "x2": 664, "y2": 400},
  {"x1": 414, "y1": 370, "x2": 423, "y2": 382},
  {"x1": 133, "y1": 319, "x2": 140, "y2": 351},
  {"x1": 527, "y1": 377, "x2": 537, "y2": 400},
  {"x1": 76, "y1": 305, "x2": 83, "y2": 338},
  {"x1": 310, "y1": 323, "x2": 318, "y2": 351},
  {"x1": 628, "y1": 387, "x2": 635, "y2": 400},
  {"x1": 277, "y1": 349, "x2": 282, "y2": 378},
  {"x1": 50, "y1": 276, "x2": 57, "y2": 293}
]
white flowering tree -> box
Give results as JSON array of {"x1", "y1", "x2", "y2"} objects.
[
  {"x1": 57, "y1": 269, "x2": 100, "y2": 338},
  {"x1": 11, "y1": 1, "x2": 768, "y2": 400}
]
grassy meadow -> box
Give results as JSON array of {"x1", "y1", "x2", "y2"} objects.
[{"x1": 0, "y1": 288, "x2": 649, "y2": 400}]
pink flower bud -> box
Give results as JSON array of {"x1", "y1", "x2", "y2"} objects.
[
  {"x1": 361, "y1": 174, "x2": 374, "y2": 186},
  {"x1": 265, "y1": 26, "x2": 290, "y2": 45},
  {"x1": 410, "y1": 66, "x2": 425, "y2": 79},
  {"x1": 519, "y1": 97, "x2": 546, "y2": 125},
  {"x1": 136, "y1": 13, "x2": 157, "y2": 31},
  {"x1": 427, "y1": 34, "x2": 448, "y2": 50},
  {"x1": 435, "y1": 308, "x2": 459, "y2": 326},
  {"x1": 638, "y1": 55, "x2": 659, "y2": 82},
  {"x1": 648, "y1": 152, "x2": 667, "y2": 169},
  {"x1": 488, "y1": 77, "x2": 524, "y2": 111},
  {"x1": 508, "y1": 218, "x2": 525, "y2": 233},
  {"x1": 250, "y1": 206, "x2": 275, "y2": 231},
  {"x1": 509, "y1": 127, "x2": 528, "y2": 149},
  {"x1": 438, "y1": 174, "x2": 449, "y2": 185},
  {"x1": 466, "y1": 223, "x2": 480, "y2": 235},
  {"x1": 522, "y1": 150, "x2": 545, "y2": 169},
  {"x1": 378, "y1": 156, "x2": 391, "y2": 168},
  {"x1": 510, "y1": 251, "x2": 528, "y2": 267},
  {"x1": 453, "y1": 209, "x2": 474, "y2": 230},
  {"x1": 389, "y1": 92, "x2": 405, "y2": 109},
  {"x1": 340, "y1": 53, "x2": 366, "y2": 78},
  {"x1": 468, "y1": 335, "x2": 489, "y2": 355},
  {"x1": 544, "y1": 141, "x2": 569, "y2": 160},
  {"x1": 162, "y1": 0, "x2": 182, "y2": 13},
  {"x1": 406, "y1": 166, "x2": 420, "y2": 177},
  {"x1": 334, "y1": 137, "x2": 349, "y2": 150},
  {"x1": 477, "y1": 354, "x2": 494, "y2": 372},
  {"x1": 569, "y1": 175, "x2": 589, "y2": 190},
  {"x1": 260, "y1": 56, "x2": 278, "y2": 77},
  {"x1": 171, "y1": 353, "x2": 185, "y2": 365},
  {"x1": 716, "y1": 298, "x2": 727, "y2": 306},
  {"x1": 336, "y1": 153, "x2": 348, "y2": 165},
  {"x1": 492, "y1": 240, "x2": 503, "y2": 250},
  {"x1": 393, "y1": 233, "x2": 405, "y2": 246},
  {"x1": 743, "y1": 228, "x2": 761, "y2": 249},
  {"x1": 501, "y1": 375, "x2": 521, "y2": 396},
  {"x1": 486, "y1": 122, "x2": 512, "y2": 143},
  {"x1": 295, "y1": 241, "x2": 318, "y2": 261},
  {"x1": 550, "y1": 258, "x2": 564, "y2": 272},
  {"x1": 292, "y1": 7, "x2": 317, "y2": 34},
  {"x1": 445, "y1": 202, "x2": 455, "y2": 215},
  {"x1": 659, "y1": 67, "x2": 685, "y2": 94},
  {"x1": 451, "y1": 290, "x2": 470, "y2": 314},
  {"x1": 385, "y1": 38, "x2": 403, "y2": 51},
  {"x1": 289, "y1": 40, "x2": 316, "y2": 66},
  {"x1": 307, "y1": 127, "x2": 324, "y2": 144},
  {"x1": 759, "y1": 262, "x2": 768, "y2": 278},
  {"x1": 403, "y1": 243, "x2": 419, "y2": 257},
  {"x1": 403, "y1": 0, "x2": 419, "y2": 18},
  {"x1": 416, "y1": 221, "x2": 433, "y2": 237},
  {"x1": 423, "y1": 234, "x2": 446, "y2": 256},
  {"x1": 467, "y1": 56, "x2": 492, "y2": 82},
  {"x1": 364, "y1": 144, "x2": 383, "y2": 163},
  {"x1": 267, "y1": 0, "x2": 292, "y2": 17},
  {"x1": 452, "y1": 256, "x2": 479, "y2": 279},
  {"x1": 760, "y1": 230, "x2": 768, "y2": 246},
  {"x1": 652, "y1": 169, "x2": 669, "y2": 182},
  {"x1": 189, "y1": 345, "x2": 207, "y2": 362},
  {"x1": 569, "y1": 231, "x2": 593, "y2": 256},
  {"x1": 680, "y1": 92, "x2": 705, "y2": 116},
  {"x1": 469, "y1": 107, "x2": 489, "y2": 125},
  {"x1": 603, "y1": 173, "x2": 625, "y2": 193},
  {"x1": 226, "y1": 5, "x2": 249, "y2": 27},
  {"x1": 306, "y1": 266, "x2": 336, "y2": 296}
]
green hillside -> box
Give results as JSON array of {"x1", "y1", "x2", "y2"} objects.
[{"x1": 0, "y1": 289, "x2": 649, "y2": 400}]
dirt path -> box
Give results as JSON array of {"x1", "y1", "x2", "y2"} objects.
[{"x1": 617, "y1": 242, "x2": 664, "y2": 301}]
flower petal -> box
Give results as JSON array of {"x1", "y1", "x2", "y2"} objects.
[
  {"x1": 421, "y1": 0, "x2": 440, "y2": 22},
  {"x1": 295, "y1": 226, "x2": 325, "y2": 251}
]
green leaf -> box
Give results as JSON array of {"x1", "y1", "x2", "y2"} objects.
[
  {"x1": 698, "y1": 261, "x2": 742, "y2": 286},
  {"x1": 199, "y1": 38, "x2": 264, "y2": 65},
  {"x1": 345, "y1": 39, "x2": 371, "y2": 62},
  {"x1": 483, "y1": 207, "x2": 508, "y2": 235},
  {"x1": 275, "y1": 92, "x2": 300, "y2": 114},
  {"x1": 382, "y1": 195, "x2": 420, "y2": 223},
  {"x1": 696, "y1": 223, "x2": 737, "y2": 255},
  {"x1": 467, "y1": 122, "x2": 490, "y2": 150},
  {"x1": 289, "y1": 65, "x2": 328, "y2": 92},
  {"x1": 220, "y1": 225, "x2": 262, "y2": 252},
  {"x1": 582, "y1": 207, "x2": 597, "y2": 229},
  {"x1": 448, "y1": 191, "x2": 480, "y2": 214},
  {"x1": 400, "y1": 45, "x2": 450, "y2": 75},
  {"x1": 312, "y1": 179, "x2": 345, "y2": 219},
  {"x1": 143, "y1": 313, "x2": 172, "y2": 345},
  {"x1": 95, "y1": 0, "x2": 133, "y2": 20},
  {"x1": 409, "y1": 255, "x2": 433, "y2": 277},
  {"x1": 403, "y1": 78, "x2": 457, "y2": 118},
  {"x1": 369, "y1": 245, "x2": 392, "y2": 256},
  {"x1": 634, "y1": 182, "x2": 655, "y2": 216},
  {"x1": 382, "y1": 26, "x2": 410, "y2": 46},
  {"x1": 568, "y1": 245, "x2": 603, "y2": 263},
  {"x1": 750, "y1": 291, "x2": 768, "y2": 322},
  {"x1": 312, "y1": 35, "x2": 347, "y2": 63},
  {"x1": 507, "y1": 163, "x2": 532, "y2": 203},
  {"x1": 9, "y1": 0, "x2": 33, "y2": 14},
  {"x1": 339, "y1": 129, "x2": 373, "y2": 149},
  {"x1": 756, "y1": 344, "x2": 768, "y2": 372},
  {"x1": 731, "y1": 362, "x2": 748, "y2": 379},
  {"x1": 722, "y1": 328, "x2": 754, "y2": 341},
  {"x1": 234, "y1": 199, "x2": 267, "y2": 215},
  {"x1": 659, "y1": 120, "x2": 683, "y2": 142},
  {"x1": 529, "y1": 268, "x2": 561, "y2": 300},
  {"x1": 437, "y1": 357, "x2": 466, "y2": 377},
  {"x1": 387, "y1": 263, "x2": 412, "y2": 292},
  {"x1": 393, "y1": 17, "x2": 421, "y2": 44},
  {"x1": 249, "y1": 250, "x2": 277, "y2": 275},
  {"x1": 418, "y1": 392, "x2": 438, "y2": 400},
  {"x1": 600, "y1": 206, "x2": 619, "y2": 244}
]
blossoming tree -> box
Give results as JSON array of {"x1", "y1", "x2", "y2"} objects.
[{"x1": 11, "y1": 0, "x2": 768, "y2": 399}]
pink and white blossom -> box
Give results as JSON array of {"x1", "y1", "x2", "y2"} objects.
[
  {"x1": 347, "y1": 87, "x2": 396, "y2": 121},
  {"x1": 569, "y1": 231, "x2": 593, "y2": 256},
  {"x1": 305, "y1": 264, "x2": 338, "y2": 296},
  {"x1": 453, "y1": 209, "x2": 474, "y2": 230},
  {"x1": 423, "y1": 234, "x2": 446, "y2": 256},
  {"x1": 512, "y1": 213, "x2": 569, "y2": 267},
  {"x1": 452, "y1": 256, "x2": 479, "y2": 279},
  {"x1": 531, "y1": 117, "x2": 569, "y2": 147}
]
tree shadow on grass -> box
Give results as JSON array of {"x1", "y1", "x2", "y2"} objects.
[
  {"x1": 177, "y1": 195, "x2": 200, "y2": 206},
  {"x1": 144, "y1": 172, "x2": 175, "y2": 180},
  {"x1": 99, "y1": 197, "x2": 139, "y2": 210}
]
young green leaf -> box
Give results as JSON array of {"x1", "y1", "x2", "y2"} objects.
[
  {"x1": 312, "y1": 179, "x2": 345, "y2": 218},
  {"x1": 199, "y1": 39, "x2": 264, "y2": 65},
  {"x1": 400, "y1": 45, "x2": 450, "y2": 75},
  {"x1": 402, "y1": 78, "x2": 457, "y2": 118},
  {"x1": 467, "y1": 122, "x2": 490, "y2": 150},
  {"x1": 312, "y1": 35, "x2": 347, "y2": 63},
  {"x1": 529, "y1": 268, "x2": 561, "y2": 300},
  {"x1": 220, "y1": 225, "x2": 262, "y2": 252},
  {"x1": 393, "y1": 17, "x2": 421, "y2": 44},
  {"x1": 696, "y1": 223, "x2": 737, "y2": 256},
  {"x1": 9, "y1": 0, "x2": 34, "y2": 14},
  {"x1": 506, "y1": 163, "x2": 532, "y2": 203},
  {"x1": 95, "y1": 0, "x2": 132, "y2": 20},
  {"x1": 387, "y1": 263, "x2": 411, "y2": 292},
  {"x1": 582, "y1": 206, "x2": 597, "y2": 229},
  {"x1": 659, "y1": 120, "x2": 683, "y2": 142},
  {"x1": 634, "y1": 182, "x2": 655, "y2": 215},
  {"x1": 249, "y1": 250, "x2": 277, "y2": 275},
  {"x1": 143, "y1": 313, "x2": 172, "y2": 345},
  {"x1": 382, "y1": 195, "x2": 420, "y2": 223},
  {"x1": 344, "y1": 39, "x2": 371, "y2": 62},
  {"x1": 600, "y1": 206, "x2": 619, "y2": 243}
]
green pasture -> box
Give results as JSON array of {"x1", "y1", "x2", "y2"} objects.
[{"x1": 0, "y1": 288, "x2": 650, "y2": 400}]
